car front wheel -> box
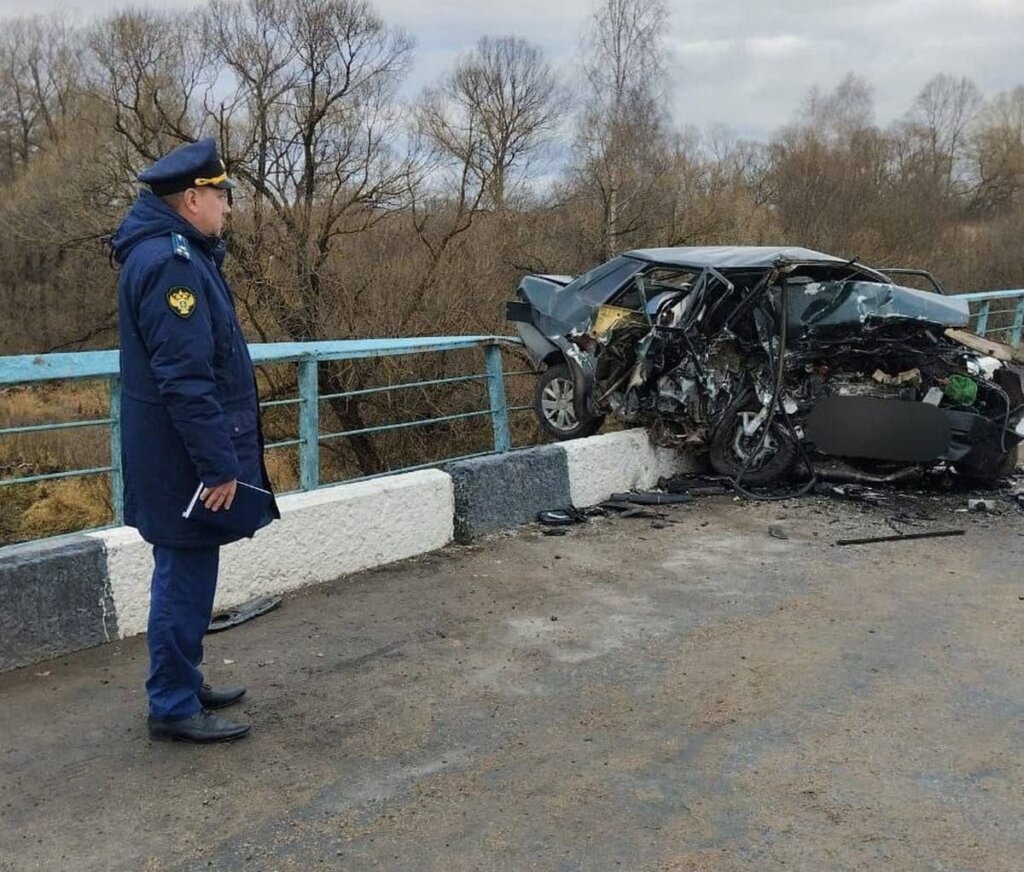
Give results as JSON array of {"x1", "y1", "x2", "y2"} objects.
[
  {"x1": 709, "y1": 398, "x2": 798, "y2": 485},
  {"x1": 533, "y1": 363, "x2": 604, "y2": 441}
]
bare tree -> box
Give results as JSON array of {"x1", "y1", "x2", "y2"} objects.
[
  {"x1": 207, "y1": 0, "x2": 299, "y2": 343},
  {"x1": 399, "y1": 84, "x2": 494, "y2": 330},
  {"x1": 419, "y1": 35, "x2": 564, "y2": 209},
  {"x1": 967, "y1": 86, "x2": 1024, "y2": 214},
  {"x1": 88, "y1": 9, "x2": 217, "y2": 168},
  {"x1": 0, "y1": 15, "x2": 82, "y2": 179},
  {"x1": 896, "y1": 74, "x2": 982, "y2": 196},
  {"x1": 572, "y1": 0, "x2": 671, "y2": 259},
  {"x1": 802, "y1": 73, "x2": 874, "y2": 145},
  {"x1": 214, "y1": 0, "x2": 412, "y2": 336},
  {"x1": 212, "y1": 0, "x2": 413, "y2": 473},
  {"x1": 769, "y1": 76, "x2": 901, "y2": 255}
]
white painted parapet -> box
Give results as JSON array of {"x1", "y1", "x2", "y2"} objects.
[
  {"x1": 217, "y1": 469, "x2": 453, "y2": 608},
  {"x1": 561, "y1": 429, "x2": 701, "y2": 509},
  {"x1": 86, "y1": 469, "x2": 454, "y2": 638}
]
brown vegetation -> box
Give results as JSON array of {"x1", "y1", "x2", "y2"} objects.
[{"x1": 2, "y1": 0, "x2": 1024, "y2": 543}]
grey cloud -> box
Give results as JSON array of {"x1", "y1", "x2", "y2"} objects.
[{"x1": 1, "y1": 0, "x2": 1021, "y2": 140}]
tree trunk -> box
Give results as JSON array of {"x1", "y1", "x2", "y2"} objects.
[
  {"x1": 320, "y1": 365, "x2": 385, "y2": 476},
  {"x1": 605, "y1": 176, "x2": 619, "y2": 260}
]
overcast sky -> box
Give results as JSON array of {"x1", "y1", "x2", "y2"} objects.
[{"x1": 2, "y1": 0, "x2": 1022, "y2": 141}]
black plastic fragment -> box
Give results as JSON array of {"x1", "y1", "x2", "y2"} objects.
[
  {"x1": 658, "y1": 475, "x2": 732, "y2": 496},
  {"x1": 618, "y1": 508, "x2": 661, "y2": 520},
  {"x1": 599, "y1": 501, "x2": 636, "y2": 512},
  {"x1": 835, "y1": 530, "x2": 964, "y2": 546},
  {"x1": 608, "y1": 491, "x2": 693, "y2": 506},
  {"x1": 689, "y1": 486, "x2": 731, "y2": 496},
  {"x1": 537, "y1": 508, "x2": 587, "y2": 526},
  {"x1": 208, "y1": 595, "x2": 281, "y2": 633}
]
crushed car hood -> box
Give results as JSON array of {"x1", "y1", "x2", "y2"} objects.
[{"x1": 787, "y1": 281, "x2": 969, "y2": 334}]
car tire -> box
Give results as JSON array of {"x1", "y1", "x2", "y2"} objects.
[
  {"x1": 533, "y1": 363, "x2": 604, "y2": 441},
  {"x1": 709, "y1": 398, "x2": 798, "y2": 486}
]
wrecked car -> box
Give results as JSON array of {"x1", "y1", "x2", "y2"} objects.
[{"x1": 507, "y1": 246, "x2": 1024, "y2": 486}]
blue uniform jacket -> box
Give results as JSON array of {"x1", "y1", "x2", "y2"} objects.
[{"x1": 112, "y1": 191, "x2": 278, "y2": 547}]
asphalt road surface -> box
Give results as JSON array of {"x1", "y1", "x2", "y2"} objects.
[{"x1": 2, "y1": 490, "x2": 1023, "y2": 871}]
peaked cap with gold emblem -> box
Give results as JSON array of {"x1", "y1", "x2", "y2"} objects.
[{"x1": 138, "y1": 138, "x2": 235, "y2": 197}]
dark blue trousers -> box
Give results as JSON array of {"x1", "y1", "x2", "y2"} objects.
[{"x1": 146, "y1": 545, "x2": 220, "y2": 721}]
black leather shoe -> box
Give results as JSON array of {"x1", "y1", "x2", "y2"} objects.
[
  {"x1": 198, "y1": 683, "x2": 246, "y2": 710},
  {"x1": 148, "y1": 710, "x2": 250, "y2": 743}
]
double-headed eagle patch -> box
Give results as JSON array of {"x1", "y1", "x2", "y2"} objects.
[{"x1": 167, "y1": 287, "x2": 197, "y2": 319}]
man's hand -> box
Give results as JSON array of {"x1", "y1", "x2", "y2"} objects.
[{"x1": 201, "y1": 480, "x2": 237, "y2": 512}]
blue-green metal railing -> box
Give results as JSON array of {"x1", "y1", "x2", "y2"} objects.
[
  {"x1": 0, "y1": 336, "x2": 531, "y2": 532},
  {"x1": 961, "y1": 289, "x2": 1024, "y2": 346}
]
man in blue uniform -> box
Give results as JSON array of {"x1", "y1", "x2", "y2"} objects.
[{"x1": 112, "y1": 138, "x2": 278, "y2": 743}]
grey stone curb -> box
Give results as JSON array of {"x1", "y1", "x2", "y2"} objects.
[
  {"x1": 448, "y1": 445, "x2": 571, "y2": 543},
  {"x1": 0, "y1": 534, "x2": 115, "y2": 671}
]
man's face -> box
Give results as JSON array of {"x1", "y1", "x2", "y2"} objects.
[{"x1": 183, "y1": 186, "x2": 232, "y2": 237}]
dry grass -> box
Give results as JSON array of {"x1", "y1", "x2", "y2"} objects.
[
  {"x1": 1, "y1": 381, "x2": 114, "y2": 544},
  {"x1": 17, "y1": 476, "x2": 113, "y2": 539},
  {"x1": 0, "y1": 381, "x2": 111, "y2": 473}
]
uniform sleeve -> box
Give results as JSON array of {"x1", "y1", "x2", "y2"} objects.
[{"x1": 134, "y1": 256, "x2": 239, "y2": 487}]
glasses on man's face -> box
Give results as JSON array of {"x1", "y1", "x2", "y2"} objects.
[
  {"x1": 207, "y1": 188, "x2": 233, "y2": 207},
  {"x1": 202, "y1": 189, "x2": 232, "y2": 208}
]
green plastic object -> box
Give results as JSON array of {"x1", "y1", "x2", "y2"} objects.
[{"x1": 944, "y1": 374, "x2": 978, "y2": 406}]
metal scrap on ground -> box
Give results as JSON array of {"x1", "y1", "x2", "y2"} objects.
[
  {"x1": 836, "y1": 530, "x2": 965, "y2": 546},
  {"x1": 207, "y1": 596, "x2": 281, "y2": 633}
]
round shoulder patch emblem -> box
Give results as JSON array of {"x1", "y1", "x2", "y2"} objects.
[{"x1": 167, "y1": 287, "x2": 197, "y2": 318}]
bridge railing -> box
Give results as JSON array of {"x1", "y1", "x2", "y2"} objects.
[
  {"x1": 0, "y1": 336, "x2": 532, "y2": 536},
  {"x1": 961, "y1": 289, "x2": 1024, "y2": 346}
]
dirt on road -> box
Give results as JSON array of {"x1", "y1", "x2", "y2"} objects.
[{"x1": 1, "y1": 489, "x2": 1023, "y2": 871}]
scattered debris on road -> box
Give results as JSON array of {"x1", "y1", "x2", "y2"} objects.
[
  {"x1": 607, "y1": 490, "x2": 693, "y2": 506},
  {"x1": 537, "y1": 509, "x2": 584, "y2": 527},
  {"x1": 968, "y1": 498, "x2": 998, "y2": 512},
  {"x1": 207, "y1": 595, "x2": 281, "y2": 633},
  {"x1": 835, "y1": 530, "x2": 965, "y2": 546}
]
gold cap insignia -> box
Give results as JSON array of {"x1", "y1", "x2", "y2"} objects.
[{"x1": 167, "y1": 287, "x2": 197, "y2": 318}]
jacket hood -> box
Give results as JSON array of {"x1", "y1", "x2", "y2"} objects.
[{"x1": 111, "y1": 190, "x2": 223, "y2": 266}]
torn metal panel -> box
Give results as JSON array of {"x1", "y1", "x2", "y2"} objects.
[{"x1": 589, "y1": 304, "x2": 647, "y2": 340}]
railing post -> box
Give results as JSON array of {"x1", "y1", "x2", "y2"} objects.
[
  {"x1": 109, "y1": 376, "x2": 123, "y2": 525},
  {"x1": 484, "y1": 344, "x2": 511, "y2": 453},
  {"x1": 1010, "y1": 296, "x2": 1024, "y2": 348},
  {"x1": 298, "y1": 356, "x2": 320, "y2": 491},
  {"x1": 974, "y1": 300, "x2": 991, "y2": 336}
]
